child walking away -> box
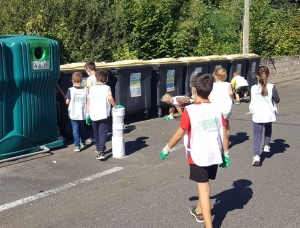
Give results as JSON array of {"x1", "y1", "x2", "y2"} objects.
[
  {"x1": 65, "y1": 72, "x2": 88, "y2": 152},
  {"x1": 160, "y1": 93, "x2": 194, "y2": 120},
  {"x1": 249, "y1": 66, "x2": 280, "y2": 166},
  {"x1": 160, "y1": 73, "x2": 230, "y2": 228},
  {"x1": 209, "y1": 68, "x2": 234, "y2": 142},
  {"x1": 231, "y1": 71, "x2": 249, "y2": 104},
  {"x1": 86, "y1": 70, "x2": 117, "y2": 160}
]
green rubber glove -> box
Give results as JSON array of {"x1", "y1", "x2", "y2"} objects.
[
  {"x1": 220, "y1": 151, "x2": 230, "y2": 168},
  {"x1": 86, "y1": 115, "x2": 91, "y2": 126},
  {"x1": 116, "y1": 104, "x2": 124, "y2": 108},
  {"x1": 160, "y1": 144, "x2": 171, "y2": 160},
  {"x1": 163, "y1": 115, "x2": 174, "y2": 121}
]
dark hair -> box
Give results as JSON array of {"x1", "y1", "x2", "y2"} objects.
[
  {"x1": 85, "y1": 61, "x2": 96, "y2": 71},
  {"x1": 95, "y1": 70, "x2": 108, "y2": 83},
  {"x1": 192, "y1": 73, "x2": 214, "y2": 99},
  {"x1": 256, "y1": 66, "x2": 270, "y2": 96},
  {"x1": 72, "y1": 72, "x2": 83, "y2": 83}
]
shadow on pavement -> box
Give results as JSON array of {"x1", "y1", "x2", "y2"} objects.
[
  {"x1": 125, "y1": 136, "x2": 149, "y2": 156},
  {"x1": 189, "y1": 179, "x2": 253, "y2": 228},
  {"x1": 260, "y1": 139, "x2": 290, "y2": 164},
  {"x1": 229, "y1": 132, "x2": 249, "y2": 147}
]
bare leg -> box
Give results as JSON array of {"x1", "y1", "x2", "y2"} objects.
[
  {"x1": 197, "y1": 182, "x2": 212, "y2": 228},
  {"x1": 235, "y1": 93, "x2": 240, "y2": 102}
]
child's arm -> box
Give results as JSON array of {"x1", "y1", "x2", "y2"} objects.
[
  {"x1": 65, "y1": 88, "x2": 71, "y2": 105},
  {"x1": 108, "y1": 94, "x2": 117, "y2": 107},
  {"x1": 175, "y1": 106, "x2": 183, "y2": 115}
]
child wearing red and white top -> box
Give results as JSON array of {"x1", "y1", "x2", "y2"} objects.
[{"x1": 160, "y1": 73, "x2": 229, "y2": 228}]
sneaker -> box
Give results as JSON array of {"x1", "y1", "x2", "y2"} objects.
[
  {"x1": 263, "y1": 145, "x2": 270, "y2": 152},
  {"x1": 189, "y1": 206, "x2": 204, "y2": 223},
  {"x1": 80, "y1": 143, "x2": 86, "y2": 150},
  {"x1": 235, "y1": 101, "x2": 240, "y2": 105},
  {"x1": 74, "y1": 146, "x2": 80, "y2": 152},
  {"x1": 252, "y1": 155, "x2": 261, "y2": 166},
  {"x1": 96, "y1": 152, "x2": 105, "y2": 160},
  {"x1": 86, "y1": 137, "x2": 95, "y2": 144}
]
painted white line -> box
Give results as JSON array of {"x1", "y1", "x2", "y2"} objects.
[{"x1": 0, "y1": 167, "x2": 123, "y2": 213}]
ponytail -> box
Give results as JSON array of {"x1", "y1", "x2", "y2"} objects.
[{"x1": 256, "y1": 66, "x2": 270, "y2": 96}]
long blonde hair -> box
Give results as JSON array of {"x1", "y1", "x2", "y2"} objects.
[{"x1": 256, "y1": 66, "x2": 270, "y2": 96}]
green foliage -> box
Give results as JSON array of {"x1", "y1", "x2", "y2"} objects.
[{"x1": 0, "y1": 0, "x2": 300, "y2": 63}]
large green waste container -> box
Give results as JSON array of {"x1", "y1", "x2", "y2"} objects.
[
  {"x1": 0, "y1": 35, "x2": 63, "y2": 160},
  {"x1": 144, "y1": 58, "x2": 185, "y2": 117},
  {"x1": 223, "y1": 54, "x2": 249, "y2": 82},
  {"x1": 178, "y1": 57, "x2": 210, "y2": 97},
  {"x1": 246, "y1": 54, "x2": 260, "y2": 87},
  {"x1": 105, "y1": 60, "x2": 153, "y2": 118}
]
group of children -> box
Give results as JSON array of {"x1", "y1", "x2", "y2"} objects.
[
  {"x1": 64, "y1": 62, "x2": 118, "y2": 160},
  {"x1": 160, "y1": 66, "x2": 280, "y2": 228}
]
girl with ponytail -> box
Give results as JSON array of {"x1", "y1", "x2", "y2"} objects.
[{"x1": 249, "y1": 66, "x2": 280, "y2": 166}]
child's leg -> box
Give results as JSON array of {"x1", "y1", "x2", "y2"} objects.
[
  {"x1": 71, "y1": 120, "x2": 80, "y2": 147},
  {"x1": 98, "y1": 118, "x2": 109, "y2": 152},
  {"x1": 91, "y1": 120, "x2": 100, "y2": 151},
  {"x1": 78, "y1": 120, "x2": 86, "y2": 144},
  {"x1": 235, "y1": 92, "x2": 240, "y2": 102},
  {"x1": 197, "y1": 182, "x2": 212, "y2": 228},
  {"x1": 253, "y1": 122, "x2": 263, "y2": 156},
  {"x1": 263, "y1": 123, "x2": 272, "y2": 146}
]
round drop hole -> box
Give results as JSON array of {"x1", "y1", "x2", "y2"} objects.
[{"x1": 34, "y1": 46, "x2": 44, "y2": 60}]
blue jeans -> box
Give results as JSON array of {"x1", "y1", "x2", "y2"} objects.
[
  {"x1": 71, "y1": 120, "x2": 86, "y2": 147},
  {"x1": 91, "y1": 118, "x2": 109, "y2": 152}
]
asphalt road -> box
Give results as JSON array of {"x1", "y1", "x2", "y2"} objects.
[{"x1": 0, "y1": 79, "x2": 299, "y2": 228}]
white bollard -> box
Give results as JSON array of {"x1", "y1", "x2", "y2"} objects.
[{"x1": 112, "y1": 107, "x2": 125, "y2": 158}]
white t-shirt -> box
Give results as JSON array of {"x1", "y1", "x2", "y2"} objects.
[
  {"x1": 86, "y1": 75, "x2": 97, "y2": 88},
  {"x1": 67, "y1": 87, "x2": 88, "y2": 120},
  {"x1": 249, "y1": 84, "x2": 276, "y2": 123},
  {"x1": 88, "y1": 84, "x2": 112, "y2": 121},
  {"x1": 209, "y1": 82, "x2": 233, "y2": 116},
  {"x1": 183, "y1": 103, "x2": 224, "y2": 166}
]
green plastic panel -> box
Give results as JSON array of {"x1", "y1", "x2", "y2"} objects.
[{"x1": 0, "y1": 35, "x2": 61, "y2": 160}]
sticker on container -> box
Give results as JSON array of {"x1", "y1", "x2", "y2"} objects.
[
  {"x1": 166, "y1": 70, "x2": 175, "y2": 92},
  {"x1": 81, "y1": 77, "x2": 88, "y2": 87},
  {"x1": 236, "y1": 64, "x2": 242, "y2": 73},
  {"x1": 215, "y1": 65, "x2": 222, "y2": 70},
  {"x1": 31, "y1": 61, "x2": 50, "y2": 70},
  {"x1": 130, "y1": 73, "x2": 142, "y2": 97},
  {"x1": 251, "y1": 62, "x2": 256, "y2": 78},
  {"x1": 195, "y1": 67, "x2": 202, "y2": 74}
]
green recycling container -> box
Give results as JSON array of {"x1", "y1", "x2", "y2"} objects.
[{"x1": 0, "y1": 35, "x2": 62, "y2": 160}]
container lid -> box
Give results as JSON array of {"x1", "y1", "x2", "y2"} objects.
[
  {"x1": 203, "y1": 55, "x2": 227, "y2": 60},
  {"x1": 243, "y1": 53, "x2": 260, "y2": 58},
  {"x1": 222, "y1": 54, "x2": 247, "y2": 60},
  {"x1": 143, "y1": 58, "x2": 182, "y2": 64},
  {"x1": 105, "y1": 60, "x2": 148, "y2": 67},
  {"x1": 60, "y1": 62, "x2": 107, "y2": 71},
  {"x1": 178, "y1": 56, "x2": 210, "y2": 62}
]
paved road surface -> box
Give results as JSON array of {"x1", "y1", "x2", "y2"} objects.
[{"x1": 0, "y1": 79, "x2": 299, "y2": 228}]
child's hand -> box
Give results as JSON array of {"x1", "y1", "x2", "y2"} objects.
[
  {"x1": 160, "y1": 144, "x2": 171, "y2": 160},
  {"x1": 220, "y1": 150, "x2": 230, "y2": 168},
  {"x1": 86, "y1": 115, "x2": 91, "y2": 126},
  {"x1": 163, "y1": 115, "x2": 174, "y2": 120}
]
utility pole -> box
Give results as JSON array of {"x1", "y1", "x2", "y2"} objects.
[{"x1": 243, "y1": 0, "x2": 250, "y2": 54}]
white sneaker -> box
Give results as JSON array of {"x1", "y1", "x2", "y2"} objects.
[
  {"x1": 263, "y1": 145, "x2": 270, "y2": 152},
  {"x1": 252, "y1": 155, "x2": 261, "y2": 166}
]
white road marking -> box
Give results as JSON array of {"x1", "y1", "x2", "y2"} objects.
[{"x1": 0, "y1": 167, "x2": 123, "y2": 213}]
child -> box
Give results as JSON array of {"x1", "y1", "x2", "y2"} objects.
[
  {"x1": 209, "y1": 68, "x2": 234, "y2": 141},
  {"x1": 86, "y1": 70, "x2": 117, "y2": 160},
  {"x1": 231, "y1": 71, "x2": 249, "y2": 104},
  {"x1": 160, "y1": 93, "x2": 194, "y2": 120},
  {"x1": 160, "y1": 73, "x2": 230, "y2": 228},
  {"x1": 85, "y1": 61, "x2": 97, "y2": 91},
  {"x1": 249, "y1": 66, "x2": 280, "y2": 166},
  {"x1": 65, "y1": 72, "x2": 88, "y2": 152},
  {"x1": 85, "y1": 61, "x2": 97, "y2": 144}
]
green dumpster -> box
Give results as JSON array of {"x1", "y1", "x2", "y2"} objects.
[
  {"x1": 178, "y1": 57, "x2": 210, "y2": 97},
  {"x1": 0, "y1": 35, "x2": 63, "y2": 160}
]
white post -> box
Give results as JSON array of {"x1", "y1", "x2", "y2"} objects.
[
  {"x1": 112, "y1": 107, "x2": 125, "y2": 158},
  {"x1": 243, "y1": 0, "x2": 250, "y2": 55}
]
